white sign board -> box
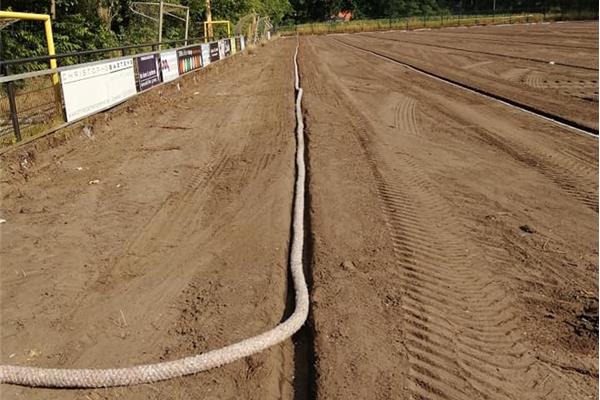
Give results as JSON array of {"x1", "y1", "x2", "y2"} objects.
[
  {"x1": 201, "y1": 43, "x2": 211, "y2": 66},
  {"x1": 240, "y1": 36, "x2": 245, "y2": 51},
  {"x1": 61, "y1": 59, "x2": 136, "y2": 122},
  {"x1": 218, "y1": 40, "x2": 226, "y2": 60},
  {"x1": 159, "y1": 50, "x2": 179, "y2": 83}
]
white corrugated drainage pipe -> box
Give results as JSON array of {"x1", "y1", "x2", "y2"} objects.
[{"x1": 0, "y1": 39, "x2": 309, "y2": 388}]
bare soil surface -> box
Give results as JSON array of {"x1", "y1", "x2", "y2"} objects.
[
  {"x1": 1, "y1": 22, "x2": 598, "y2": 400},
  {"x1": 1, "y1": 39, "x2": 297, "y2": 400},
  {"x1": 300, "y1": 28, "x2": 597, "y2": 400},
  {"x1": 346, "y1": 21, "x2": 599, "y2": 130}
]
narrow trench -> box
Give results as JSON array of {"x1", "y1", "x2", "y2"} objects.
[
  {"x1": 292, "y1": 117, "x2": 317, "y2": 400},
  {"x1": 281, "y1": 42, "x2": 318, "y2": 400}
]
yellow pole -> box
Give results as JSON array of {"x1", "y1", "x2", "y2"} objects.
[
  {"x1": 44, "y1": 18, "x2": 59, "y2": 85},
  {"x1": 0, "y1": 11, "x2": 58, "y2": 84}
]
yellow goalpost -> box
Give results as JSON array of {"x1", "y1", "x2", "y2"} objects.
[
  {"x1": 203, "y1": 20, "x2": 231, "y2": 42},
  {"x1": 0, "y1": 10, "x2": 59, "y2": 85}
]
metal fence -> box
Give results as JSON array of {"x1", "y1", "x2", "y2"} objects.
[{"x1": 0, "y1": 35, "x2": 239, "y2": 145}]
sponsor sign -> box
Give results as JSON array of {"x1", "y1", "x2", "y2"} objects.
[
  {"x1": 223, "y1": 39, "x2": 232, "y2": 56},
  {"x1": 209, "y1": 42, "x2": 220, "y2": 62},
  {"x1": 160, "y1": 50, "x2": 179, "y2": 82},
  {"x1": 201, "y1": 43, "x2": 211, "y2": 66},
  {"x1": 136, "y1": 53, "x2": 161, "y2": 91},
  {"x1": 177, "y1": 46, "x2": 202, "y2": 74},
  {"x1": 61, "y1": 58, "x2": 136, "y2": 122},
  {"x1": 240, "y1": 36, "x2": 246, "y2": 51},
  {"x1": 235, "y1": 37, "x2": 241, "y2": 53},
  {"x1": 218, "y1": 40, "x2": 226, "y2": 59}
]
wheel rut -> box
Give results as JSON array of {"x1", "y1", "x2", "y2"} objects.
[
  {"x1": 307, "y1": 39, "x2": 538, "y2": 399},
  {"x1": 393, "y1": 95, "x2": 421, "y2": 136},
  {"x1": 473, "y1": 129, "x2": 598, "y2": 213}
]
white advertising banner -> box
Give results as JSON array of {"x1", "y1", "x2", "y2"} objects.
[
  {"x1": 159, "y1": 50, "x2": 179, "y2": 82},
  {"x1": 61, "y1": 59, "x2": 136, "y2": 122},
  {"x1": 218, "y1": 40, "x2": 226, "y2": 60},
  {"x1": 201, "y1": 43, "x2": 211, "y2": 66}
]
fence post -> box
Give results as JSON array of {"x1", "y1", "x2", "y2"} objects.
[{"x1": 6, "y1": 81, "x2": 21, "y2": 142}]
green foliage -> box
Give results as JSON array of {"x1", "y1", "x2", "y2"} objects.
[
  {"x1": 0, "y1": 0, "x2": 292, "y2": 67},
  {"x1": 0, "y1": 0, "x2": 597, "y2": 68}
]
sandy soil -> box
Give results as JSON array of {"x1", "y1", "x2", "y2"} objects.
[
  {"x1": 347, "y1": 21, "x2": 599, "y2": 130},
  {"x1": 1, "y1": 39, "x2": 297, "y2": 399},
  {"x1": 300, "y1": 28, "x2": 597, "y2": 400},
  {"x1": 1, "y1": 22, "x2": 598, "y2": 400}
]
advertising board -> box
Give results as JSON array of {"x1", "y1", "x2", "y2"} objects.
[
  {"x1": 223, "y1": 39, "x2": 232, "y2": 57},
  {"x1": 136, "y1": 54, "x2": 161, "y2": 91},
  {"x1": 240, "y1": 36, "x2": 246, "y2": 51},
  {"x1": 159, "y1": 50, "x2": 179, "y2": 83},
  {"x1": 218, "y1": 40, "x2": 226, "y2": 60},
  {"x1": 201, "y1": 43, "x2": 211, "y2": 66},
  {"x1": 61, "y1": 58, "x2": 136, "y2": 122},
  {"x1": 209, "y1": 42, "x2": 220, "y2": 62},
  {"x1": 177, "y1": 46, "x2": 202, "y2": 74}
]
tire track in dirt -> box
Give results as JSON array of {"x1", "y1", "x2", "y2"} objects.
[
  {"x1": 472, "y1": 129, "x2": 598, "y2": 212},
  {"x1": 360, "y1": 33, "x2": 598, "y2": 71},
  {"x1": 523, "y1": 70, "x2": 545, "y2": 89},
  {"x1": 393, "y1": 95, "x2": 421, "y2": 136},
  {"x1": 103, "y1": 143, "x2": 234, "y2": 283},
  {"x1": 335, "y1": 36, "x2": 598, "y2": 135},
  {"x1": 309, "y1": 36, "x2": 551, "y2": 400},
  {"x1": 330, "y1": 37, "x2": 598, "y2": 213},
  {"x1": 398, "y1": 31, "x2": 599, "y2": 51},
  {"x1": 305, "y1": 35, "x2": 597, "y2": 399},
  {"x1": 353, "y1": 130, "x2": 531, "y2": 400}
]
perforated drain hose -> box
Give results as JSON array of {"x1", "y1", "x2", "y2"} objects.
[{"x1": 0, "y1": 40, "x2": 309, "y2": 388}]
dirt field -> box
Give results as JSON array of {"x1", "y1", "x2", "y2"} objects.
[
  {"x1": 1, "y1": 21, "x2": 598, "y2": 400},
  {"x1": 348, "y1": 23, "x2": 599, "y2": 130}
]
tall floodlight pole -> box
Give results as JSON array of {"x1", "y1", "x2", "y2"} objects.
[{"x1": 158, "y1": 0, "x2": 164, "y2": 49}]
